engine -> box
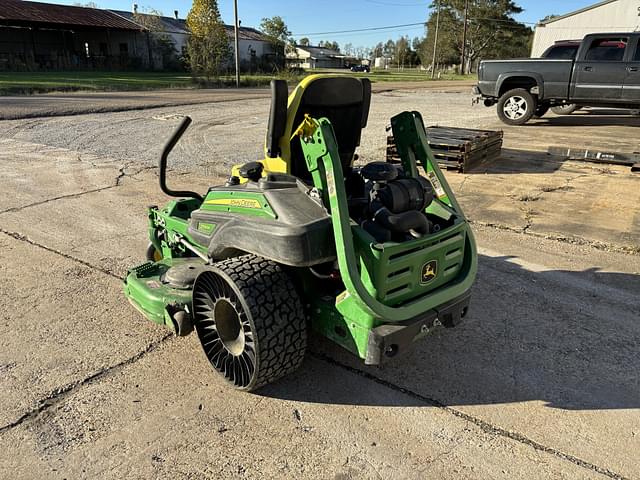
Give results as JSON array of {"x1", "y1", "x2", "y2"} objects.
[{"x1": 350, "y1": 162, "x2": 439, "y2": 243}]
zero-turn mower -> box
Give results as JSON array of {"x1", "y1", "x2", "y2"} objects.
[{"x1": 123, "y1": 75, "x2": 477, "y2": 391}]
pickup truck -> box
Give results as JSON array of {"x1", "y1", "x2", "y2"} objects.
[{"x1": 475, "y1": 33, "x2": 640, "y2": 125}]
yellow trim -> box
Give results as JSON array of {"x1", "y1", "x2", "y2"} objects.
[{"x1": 204, "y1": 198, "x2": 262, "y2": 209}]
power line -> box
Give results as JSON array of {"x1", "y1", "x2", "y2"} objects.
[
  {"x1": 292, "y1": 21, "x2": 425, "y2": 36},
  {"x1": 292, "y1": 16, "x2": 537, "y2": 38}
]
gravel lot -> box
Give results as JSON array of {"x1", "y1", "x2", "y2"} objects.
[{"x1": 0, "y1": 84, "x2": 638, "y2": 479}]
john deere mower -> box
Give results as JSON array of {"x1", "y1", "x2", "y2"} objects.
[{"x1": 123, "y1": 75, "x2": 477, "y2": 391}]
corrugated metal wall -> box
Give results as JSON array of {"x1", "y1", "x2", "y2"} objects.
[{"x1": 531, "y1": 0, "x2": 640, "y2": 57}]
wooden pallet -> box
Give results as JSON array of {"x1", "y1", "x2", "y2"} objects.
[{"x1": 386, "y1": 126, "x2": 503, "y2": 173}]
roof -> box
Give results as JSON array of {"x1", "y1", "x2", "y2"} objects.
[
  {"x1": 111, "y1": 10, "x2": 188, "y2": 34},
  {"x1": 0, "y1": 0, "x2": 143, "y2": 30},
  {"x1": 111, "y1": 10, "x2": 270, "y2": 41},
  {"x1": 295, "y1": 45, "x2": 344, "y2": 59},
  {"x1": 538, "y1": 0, "x2": 619, "y2": 25}
]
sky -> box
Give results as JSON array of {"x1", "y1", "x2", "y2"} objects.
[{"x1": 46, "y1": 0, "x2": 599, "y2": 47}]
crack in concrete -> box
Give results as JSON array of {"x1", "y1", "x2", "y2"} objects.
[
  {"x1": 0, "y1": 333, "x2": 173, "y2": 436},
  {"x1": 521, "y1": 208, "x2": 535, "y2": 234},
  {"x1": 0, "y1": 164, "x2": 156, "y2": 215},
  {"x1": 0, "y1": 184, "x2": 118, "y2": 215},
  {"x1": 0, "y1": 228, "x2": 121, "y2": 280},
  {"x1": 310, "y1": 351, "x2": 629, "y2": 480},
  {"x1": 470, "y1": 220, "x2": 640, "y2": 256}
]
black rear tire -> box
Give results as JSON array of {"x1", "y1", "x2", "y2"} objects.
[
  {"x1": 551, "y1": 104, "x2": 580, "y2": 115},
  {"x1": 497, "y1": 89, "x2": 536, "y2": 125},
  {"x1": 192, "y1": 254, "x2": 306, "y2": 391},
  {"x1": 534, "y1": 104, "x2": 550, "y2": 118}
]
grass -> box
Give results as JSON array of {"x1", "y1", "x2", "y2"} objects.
[{"x1": 0, "y1": 69, "x2": 476, "y2": 95}]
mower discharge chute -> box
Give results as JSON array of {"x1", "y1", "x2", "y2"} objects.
[{"x1": 123, "y1": 75, "x2": 477, "y2": 391}]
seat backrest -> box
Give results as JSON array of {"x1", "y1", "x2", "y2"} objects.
[{"x1": 265, "y1": 75, "x2": 371, "y2": 180}]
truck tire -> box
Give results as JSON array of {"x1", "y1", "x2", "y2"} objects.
[
  {"x1": 534, "y1": 104, "x2": 550, "y2": 118},
  {"x1": 497, "y1": 89, "x2": 536, "y2": 125},
  {"x1": 551, "y1": 104, "x2": 580, "y2": 115},
  {"x1": 192, "y1": 254, "x2": 307, "y2": 391}
]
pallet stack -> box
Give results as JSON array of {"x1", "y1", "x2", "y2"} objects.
[{"x1": 386, "y1": 126, "x2": 503, "y2": 173}]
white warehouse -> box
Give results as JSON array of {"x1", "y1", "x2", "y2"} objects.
[{"x1": 531, "y1": 0, "x2": 640, "y2": 57}]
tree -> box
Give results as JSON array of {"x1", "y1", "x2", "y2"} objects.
[
  {"x1": 343, "y1": 43, "x2": 354, "y2": 56},
  {"x1": 260, "y1": 16, "x2": 291, "y2": 68},
  {"x1": 383, "y1": 39, "x2": 395, "y2": 59},
  {"x1": 539, "y1": 14, "x2": 558, "y2": 23},
  {"x1": 319, "y1": 40, "x2": 340, "y2": 52},
  {"x1": 186, "y1": 0, "x2": 230, "y2": 78},
  {"x1": 419, "y1": 8, "x2": 458, "y2": 67},
  {"x1": 423, "y1": 0, "x2": 532, "y2": 72},
  {"x1": 372, "y1": 42, "x2": 384, "y2": 58},
  {"x1": 299, "y1": 37, "x2": 310, "y2": 46},
  {"x1": 260, "y1": 16, "x2": 291, "y2": 47}
]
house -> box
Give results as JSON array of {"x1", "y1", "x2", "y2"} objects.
[
  {"x1": 0, "y1": 0, "x2": 150, "y2": 71},
  {"x1": 287, "y1": 45, "x2": 346, "y2": 69},
  {"x1": 0, "y1": 0, "x2": 277, "y2": 71},
  {"x1": 531, "y1": 0, "x2": 640, "y2": 57},
  {"x1": 113, "y1": 9, "x2": 278, "y2": 71}
]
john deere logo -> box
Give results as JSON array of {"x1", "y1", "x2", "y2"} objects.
[{"x1": 421, "y1": 260, "x2": 438, "y2": 284}]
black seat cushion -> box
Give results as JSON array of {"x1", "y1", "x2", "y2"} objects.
[{"x1": 290, "y1": 77, "x2": 371, "y2": 180}]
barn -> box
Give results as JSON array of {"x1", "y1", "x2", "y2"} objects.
[
  {"x1": 531, "y1": 0, "x2": 640, "y2": 57},
  {"x1": 0, "y1": 0, "x2": 150, "y2": 71}
]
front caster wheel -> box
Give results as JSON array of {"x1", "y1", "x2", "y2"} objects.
[
  {"x1": 192, "y1": 254, "x2": 307, "y2": 391},
  {"x1": 145, "y1": 243, "x2": 163, "y2": 262}
]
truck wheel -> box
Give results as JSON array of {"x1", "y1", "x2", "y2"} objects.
[
  {"x1": 534, "y1": 104, "x2": 550, "y2": 118},
  {"x1": 551, "y1": 104, "x2": 580, "y2": 115},
  {"x1": 497, "y1": 89, "x2": 536, "y2": 125},
  {"x1": 192, "y1": 254, "x2": 307, "y2": 391}
]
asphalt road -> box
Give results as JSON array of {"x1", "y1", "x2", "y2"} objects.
[
  {"x1": 0, "y1": 80, "x2": 475, "y2": 120},
  {"x1": 0, "y1": 86, "x2": 638, "y2": 479}
]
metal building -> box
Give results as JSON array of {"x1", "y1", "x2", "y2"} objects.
[{"x1": 531, "y1": 0, "x2": 640, "y2": 57}]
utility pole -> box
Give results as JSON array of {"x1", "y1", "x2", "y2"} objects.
[
  {"x1": 233, "y1": 0, "x2": 240, "y2": 88},
  {"x1": 460, "y1": 0, "x2": 469, "y2": 75},
  {"x1": 430, "y1": 0, "x2": 441, "y2": 79}
]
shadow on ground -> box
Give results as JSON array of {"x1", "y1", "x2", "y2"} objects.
[
  {"x1": 530, "y1": 109, "x2": 640, "y2": 128},
  {"x1": 260, "y1": 254, "x2": 640, "y2": 410},
  {"x1": 469, "y1": 148, "x2": 564, "y2": 174}
]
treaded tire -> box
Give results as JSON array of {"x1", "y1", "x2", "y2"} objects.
[
  {"x1": 192, "y1": 254, "x2": 306, "y2": 391},
  {"x1": 551, "y1": 104, "x2": 580, "y2": 115},
  {"x1": 534, "y1": 104, "x2": 549, "y2": 118},
  {"x1": 497, "y1": 88, "x2": 536, "y2": 125}
]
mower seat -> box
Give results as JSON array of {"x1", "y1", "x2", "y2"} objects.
[
  {"x1": 285, "y1": 76, "x2": 371, "y2": 180},
  {"x1": 232, "y1": 75, "x2": 371, "y2": 182}
]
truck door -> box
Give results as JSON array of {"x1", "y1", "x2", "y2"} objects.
[
  {"x1": 622, "y1": 37, "x2": 640, "y2": 101},
  {"x1": 572, "y1": 37, "x2": 629, "y2": 102}
]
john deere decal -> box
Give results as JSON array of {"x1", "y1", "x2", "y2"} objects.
[{"x1": 421, "y1": 260, "x2": 438, "y2": 284}]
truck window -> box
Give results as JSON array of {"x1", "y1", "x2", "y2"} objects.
[
  {"x1": 635, "y1": 43, "x2": 640, "y2": 61},
  {"x1": 584, "y1": 38, "x2": 628, "y2": 61},
  {"x1": 542, "y1": 45, "x2": 578, "y2": 60}
]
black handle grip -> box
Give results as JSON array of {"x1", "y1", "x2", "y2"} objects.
[{"x1": 159, "y1": 116, "x2": 203, "y2": 201}]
